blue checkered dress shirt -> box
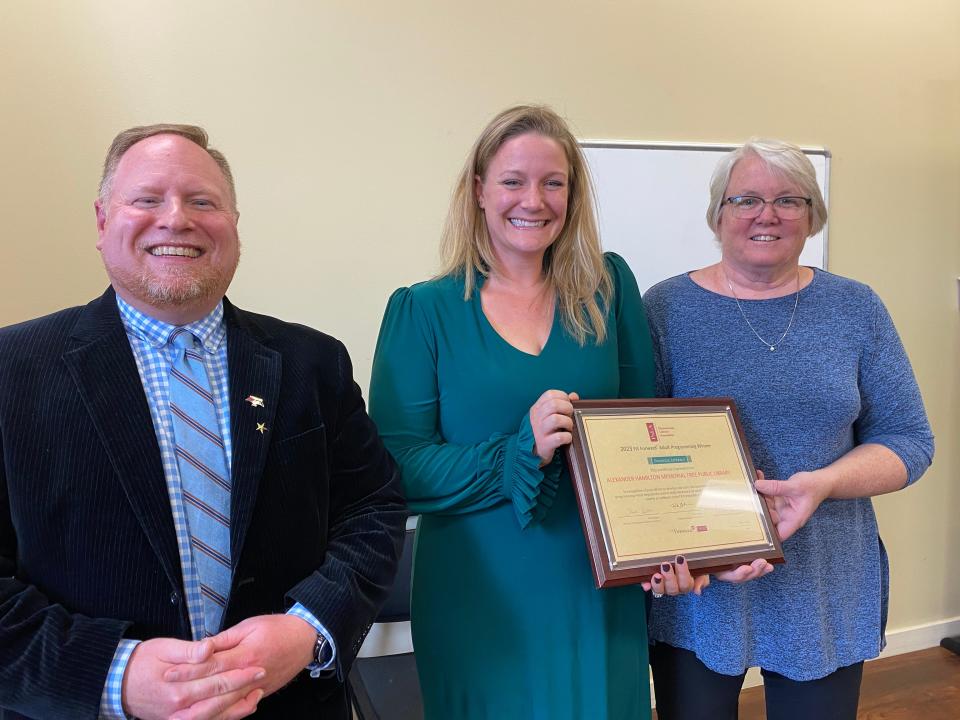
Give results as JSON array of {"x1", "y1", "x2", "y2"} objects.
[{"x1": 99, "y1": 297, "x2": 333, "y2": 719}]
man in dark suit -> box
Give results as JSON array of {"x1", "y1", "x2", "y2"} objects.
[{"x1": 0, "y1": 124, "x2": 406, "y2": 719}]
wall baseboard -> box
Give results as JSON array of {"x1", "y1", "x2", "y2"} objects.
[
  {"x1": 880, "y1": 616, "x2": 960, "y2": 658},
  {"x1": 676, "y1": 616, "x2": 960, "y2": 701},
  {"x1": 359, "y1": 615, "x2": 960, "y2": 706}
]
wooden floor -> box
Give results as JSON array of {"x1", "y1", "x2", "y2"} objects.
[{"x1": 654, "y1": 646, "x2": 960, "y2": 720}]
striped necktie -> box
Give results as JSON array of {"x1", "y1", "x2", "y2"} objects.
[{"x1": 168, "y1": 328, "x2": 231, "y2": 636}]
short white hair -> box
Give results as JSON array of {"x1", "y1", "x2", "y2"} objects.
[{"x1": 706, "y1": 138, "x2": 827, "y2": 238}]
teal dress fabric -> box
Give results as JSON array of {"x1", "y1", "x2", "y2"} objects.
[{"x1": 369, "y1": 253, "x2": 656, "y2": 719}]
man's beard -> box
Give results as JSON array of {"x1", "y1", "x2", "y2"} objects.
[
  {"x1": 142, "y1": 262, "x2": 236, "y2": 307},
  {"x1": 109, "y1": 253, "x2": 240, "y2": 313},
  {"x1": 140, "y1": 271, "x2": 217, "y2": 307}
]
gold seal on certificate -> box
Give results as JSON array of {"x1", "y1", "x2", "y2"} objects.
[{"x1": 565, "y1": 398, "x2": 784, "y2": 588}]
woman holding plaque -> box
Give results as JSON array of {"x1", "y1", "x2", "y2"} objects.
[
  {"x1": 644, "y1": 138, "x2": 935, "y2": 720},
  {"x1": 369, "y1": 105, "x2": 709, "y2": 719}
]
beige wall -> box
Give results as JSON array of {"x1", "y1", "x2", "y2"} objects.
[{"x1": 2, "y1": 1, "x2": 957, "y2": 633}]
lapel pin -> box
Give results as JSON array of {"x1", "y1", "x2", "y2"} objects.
[
  {"x1": 256, "y1": 422, "x2": 267, "y2": 435},
  {"x1": 245, "y1": 395, "x2": 265, "y2": 408}
]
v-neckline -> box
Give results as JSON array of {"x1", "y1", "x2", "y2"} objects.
[{"x1": 474, "y1": 281, "x2": 558, "y2": 358}]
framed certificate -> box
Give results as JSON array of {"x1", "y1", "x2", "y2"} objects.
[{"x1": 565, "y1": 398, "x2": 784, "y2": 588}]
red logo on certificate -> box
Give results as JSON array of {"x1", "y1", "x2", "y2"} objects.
[{"x1": 646, "y1": 422, "x2": 658, "y2": 442}]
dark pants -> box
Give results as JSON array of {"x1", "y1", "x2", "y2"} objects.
[{"x1": 650, "y1": 642, "x2": 863, "y2": 720}]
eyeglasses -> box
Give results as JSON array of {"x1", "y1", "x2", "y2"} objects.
[{"x1": 723, "y1": 195, "x2": 811, "y2": 220}]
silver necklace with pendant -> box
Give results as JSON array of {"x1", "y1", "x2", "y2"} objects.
[{"x1": 723, "y1": 267, "x2": 800, "y2": 352}]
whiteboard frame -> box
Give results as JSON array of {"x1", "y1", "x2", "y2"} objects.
[{"x1": 579, "y1": 140, "x2": 831, "y2": 291}]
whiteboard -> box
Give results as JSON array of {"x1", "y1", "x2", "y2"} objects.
[{"x1": 581, "y1": 142, "x2": 830, "y2": 294}]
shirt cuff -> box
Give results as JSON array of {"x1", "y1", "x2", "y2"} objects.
[
  {"x1": 99, "y1": 639, "x2": 140, "y2": 719},
  {"x1": 287, "y1": 602, "x2": 337, "y2": 677}
]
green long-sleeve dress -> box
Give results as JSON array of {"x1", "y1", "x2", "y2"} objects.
[{"x1": 369, "y1": 253, "x2": 655, "y2": 719}]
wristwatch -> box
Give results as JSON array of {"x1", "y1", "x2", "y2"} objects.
[{"x1": 312, "y1": 633, "x2": 328, "y2": 667}]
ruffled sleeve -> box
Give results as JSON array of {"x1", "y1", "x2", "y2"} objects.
[
  {"x1": 504, "y1": 413, "x2": 562, "y2": 528},
  {"x1": 369, "y1": 284, "x2": 560, "y2": 527}
]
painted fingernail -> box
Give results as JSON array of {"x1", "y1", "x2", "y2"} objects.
[
  {"x1": 661, "y1": 562, "x2": 671, "y2": 573},
  {"x1": 652, "y1": 574, "x2": 662, "y2": 584},
  {"x1": 676, "y1": 555, "x2": 686, "y2": 565}
]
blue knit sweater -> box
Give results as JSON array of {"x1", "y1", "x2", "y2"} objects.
[{"x1": 644, "y1": 269, "x2": 934, "y2": 680}]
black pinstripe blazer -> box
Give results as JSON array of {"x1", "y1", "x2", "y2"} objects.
[{"x1": 0, "y1": 287, "x2": 406, "y2": 719}]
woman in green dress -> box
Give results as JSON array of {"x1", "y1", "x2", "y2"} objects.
[{"x1": 369, "y1": 105, "x2": 698, "y2": 719}]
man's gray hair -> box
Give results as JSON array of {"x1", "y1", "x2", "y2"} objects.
[{"x1": 98, "y1": 123, "x2": 237, "y2": 211}]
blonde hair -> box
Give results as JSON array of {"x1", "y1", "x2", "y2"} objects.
[
  {"x1": 706, "y1": 138, "x2": 827, "y2": 238},
  {"x1": 439, "y1": 105, "x2": 611, "y2": 345}
]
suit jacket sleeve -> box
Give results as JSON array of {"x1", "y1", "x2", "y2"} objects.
[
  {"x1": 0, "y1": 417, "x2": 130, "y2": 720},
  {"x1": 282, "y1": 338, "x2": 406, "y2": 678}
]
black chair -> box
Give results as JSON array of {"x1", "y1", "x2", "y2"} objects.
[{"x1": 349, "y1": 526, "x2": 423, "y2": 720}]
